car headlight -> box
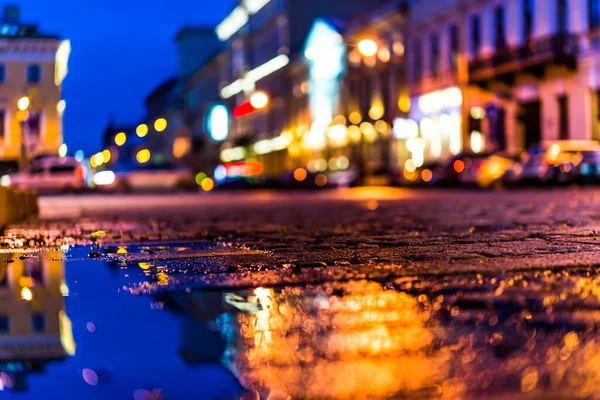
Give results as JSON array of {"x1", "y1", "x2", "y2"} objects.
[{"x1": 92, "y1": 170, "x2": 116, "y2": 186}]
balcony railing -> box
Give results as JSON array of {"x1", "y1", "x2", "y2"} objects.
[{"x1": 469, "y1": 33, "x2": 579, "y2": 84}]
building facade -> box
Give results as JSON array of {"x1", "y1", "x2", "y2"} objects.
[
  {"x1": 0, "y1": 6, "x2": 69, "y2": 166},
  {"x1": 405, "y1": 0, "x2": 600, "y2": 168},
  {"x1": 212, "y1": 0, "x2": 404, "y2": 183}
]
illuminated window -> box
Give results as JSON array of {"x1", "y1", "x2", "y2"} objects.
[
  {"x1": 27, "y1": 64, "x2": 40, "y2": 83},
  {"x1": 470, "y1": 15, "x2": 481, "y2": 56},
  {"x1": 32, "y1": 314, "x2": 45, "y2": 333}
]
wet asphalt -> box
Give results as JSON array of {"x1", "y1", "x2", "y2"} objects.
[{"x1": 5, "y1": 187, "x2": 600, "y2": 399}]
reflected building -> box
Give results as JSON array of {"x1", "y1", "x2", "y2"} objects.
[{"x1": 0, "y1": 251, "x2": 73, "y2": 392}]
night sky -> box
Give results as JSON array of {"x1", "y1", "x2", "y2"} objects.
[{"x1": 16, "y1": 0, "x2": 234, "y2": 155}]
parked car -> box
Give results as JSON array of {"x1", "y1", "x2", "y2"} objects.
[
  {"x1": 94, "y1": 162, "x2": 195, "y2": 192},
  {"x1": 1, "y1": 156, "x2": 87, "y2": 193},
  {"x1": 394, "y1": 161, "x2": 446, "y2": 186},
  {"x1": 576, "y1": 149, "x2": 600, "y2": 183},
  {"x1": 439, "y1": 152, "x2": 494, "y2": 186},
  {"x1": 503, "y1": 140, "x2": 599, "y2": 185}
]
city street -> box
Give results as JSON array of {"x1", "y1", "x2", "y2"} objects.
[{"x1": 5, "y1": 188, "x2": 600, "y2": 398}]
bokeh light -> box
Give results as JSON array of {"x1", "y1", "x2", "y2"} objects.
[
  {"x1": 154, "y1": 118, "x2": 167, "y2": 132},
  {"x1": 114, "y1": 132, "x2": 127, "y2": 146},
  {"x1": 136, "y1": 149, "x2": 151, "y2": 164},
  {"x1": 136, "y1": 124, "x2": 149, "y2": 138}
]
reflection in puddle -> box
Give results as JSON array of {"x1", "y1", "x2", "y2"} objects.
[
  {"x1": 0, "y1": 251, "x2": 74, "y2": 392},
  {"x1": 8, "y1": 244, "x2": 600, "y2": 398},
  {"x1": 221, "y1": 281, "x2": 453, "y2": 399}
]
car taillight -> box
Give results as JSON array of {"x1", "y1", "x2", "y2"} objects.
[{"x1": 75, "y1": 166, "x2": 85, "y2": 181}]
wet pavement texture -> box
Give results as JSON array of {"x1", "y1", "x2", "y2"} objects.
[{"x1": 5, "y1": 188, "x2": 600, "y2": 398}]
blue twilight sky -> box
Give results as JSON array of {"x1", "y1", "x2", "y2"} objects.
[{"x1": 15, "y1": 0, "x2": 234, "y2": 154}]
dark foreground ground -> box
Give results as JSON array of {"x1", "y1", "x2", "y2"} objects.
[{"x1": 6, "y1": 187, "x2": 600, "y2": 399}]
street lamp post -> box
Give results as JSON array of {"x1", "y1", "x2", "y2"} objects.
[{"x1": 17, "y1": 96, "x2": 30, "y2": 172}]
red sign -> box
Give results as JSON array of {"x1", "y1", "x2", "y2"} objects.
[{"x1": 224, "y1": 161, "x2": 264, "y2": 177}]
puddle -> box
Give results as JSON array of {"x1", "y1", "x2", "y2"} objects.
[{"x1": 3, "y1": 245, "x2": 600, "y2": 398}]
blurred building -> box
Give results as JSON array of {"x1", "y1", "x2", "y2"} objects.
[
  {"x1": 213, "y1": 0, "x2": 405, "y2": 182},
  {"x1": 104, "y1": 27, "x2": 222, "y2": 172},
  {"x1": 183, "y1": 52, "x2": 228, "y2": 174},
  {"x1": 404, "y1": 0, "x2": 600, "y2": 168},
  {"x1": 0, "y1": 6, "x2": 69, "y2": 167}
]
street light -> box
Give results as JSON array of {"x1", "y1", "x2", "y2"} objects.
[
  {"x1": 249, "y1": 91, "x2": 269, "y2": 109},
  {"x1": 17, "y1": 96, "x2": 30, "y2": 172},
  {"x1": 357, "y1": 39, "x2": 378, "y2": 57},
  {"x1": 154, "y1": 118, "x2": 167, "y2": 132},
  {"x1": 114, "y1": 132, "x2": 127, "y2": 146},
  {"x1": 136, "y1": 124, "x2": 148, "y2": 138},
  {"x1": 17, "y1": 96, "x2": 30, "y2": 111}
]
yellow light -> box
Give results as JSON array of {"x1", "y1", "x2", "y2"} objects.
[
  {"x1": 404, "y1": 159, "x2": 416, "y2": 173},
  {"x1": 348, "y1": 125, "x2": 362, "y2": 142},
  {"x1": 349, "y1": 112, "x2": 362, "y2": 125},
  {"x1": 550, "y1": 143, "x2": 561, "y2": 158},
  {"x1": 201, "y1": 177, "x2": 214, "y2": 191},
  {"x1": 115, "y1": 132, "x2": 127, "y2": 146},
  {"x1": 332, "y1": 115, "x2": 347, "y2": 125},
  {"x1": 173, "y1": 137, "x2": 191, "y2": 159},
  {"x1": 470, "y1": 107, "x2": 485, "y2": 120},
  {"x1": 327, "y1": 124, "x2": 349, "y2": 147},
  {"x1": 195, "y1": 172, "x2": 207, "y2": 186},
  {"x1": 315, "y1": 173, "x2": 328, "y2": 187},
  {"x1": 59, "y1": 311, "x2": 76, "y2": 356},
  {"x1": 294, "y1": 168, "x2": 308, "y2": 182},
  {"x1": 17, "y1": 96, "x2": 30, "y2": 111},
  {"x1": 377, "y1": 47, "x2": 391, "y2": 63},
  {"x1": 136, "y1": 149, "x2": 151, "y2": 164},
  {"x1": 102, "y1": 149, "x2": 112, "y2": 163},
  {"x1": 154, "y1": 118, "x2": 168, "y2": 132},
  {"x1": 58, "y1": 143, "x2": 68, "y2": 158},
  {"x1": 16, "y1": 110, "x2": 29, "y2": 122},
  {"x1": 360, "y1": 122, "x2": 375, "y2": 135},
  {"x1": 398, "y1": 92, "x2": 411, "y2": 113},
  {"x1": 21, "y1": 287, "x2": 33, "y2": 301},
  {"x1": 250, "y1": 91, "x2": 270, "y2": 109},
  {"x1": 136, "y1": 124, "x2": 149, "y2": 138},
  {"x1": 375, "y1": 120, "x2": 389, "y2": 134},
  {"x1": 93, "y1": 152, "x2": 104, "y2": 166},
  {"x1": 369, "y1": 106, "x2": 384, "y2": 120},
  {"x1": 117, "y1": 247, "x2": 128, "y2": 254},
  {"x1": 57, "y1": 100, "x2": 66, "y2": 114},
  {"x1": 357, "y1": 39, "x2": 378, "y2": 57},
  {"x1": 288, "y1": 143, "x2": 301, "y2": 157}
]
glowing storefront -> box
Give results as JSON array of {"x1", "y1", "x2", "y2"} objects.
[{"x1": 405, "y1": 87, "x2": 463, "y2": 166}]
